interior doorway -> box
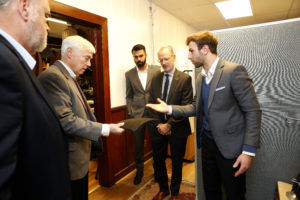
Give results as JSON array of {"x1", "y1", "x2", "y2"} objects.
[{"x1": 38, "y1": 1, "x2": 113, "y2": 190}]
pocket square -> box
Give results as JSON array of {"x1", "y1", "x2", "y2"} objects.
[{"x1": 216, "y1": 86, "x2": 225, "y2": 91}]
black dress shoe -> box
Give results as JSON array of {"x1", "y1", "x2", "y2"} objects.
[
  {"x1": 152, "y1": 190, "x2": 170, "y2": 200},
  {"x1": 134, "y1": 171, "x2": 143, "y2": 185}
]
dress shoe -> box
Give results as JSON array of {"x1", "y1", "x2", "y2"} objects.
[
  {"x1": 152, "y1": 190, "x2": 170, "y2": 200},
  {"x1": 133, "y1": 171, "x2": 143, "y2": 185},
  {"x1": 171, "y1": 194, "x2": 181, "y2": 200}
]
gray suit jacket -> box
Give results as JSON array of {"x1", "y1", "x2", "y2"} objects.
[
  {"x1": 38, "y1": 60, "x2": 102, "y2": 180},
  {"x1": 125, "y1": 65, "x2": 160, "y2": 118},
  {"x1": 173, "y1": 59, "x2": 261, "y2": 159}
]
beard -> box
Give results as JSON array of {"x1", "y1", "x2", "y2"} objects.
[
  {"x1": 27, "y1": 17, "x2": 48, "y2": 54},
  {"x1": 193, "y1": 62, "x2": 203, "y2": 68},
  {"x1": 191, "y1": 59, "x2": 203, "y2": 68},
  {"x1": 31, "y1": 34, "x2": 47, "y2": 53},
  {"x1": 136, "y1": 59, "x2": 146, "y2": 68}
]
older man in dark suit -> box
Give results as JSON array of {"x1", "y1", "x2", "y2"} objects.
[
  {"x1": 38, "y1": 35, "x2": 124, "y2": 200},
  {"x1": 125, "y1": 44, "x2": 160, "y2": 185},
  {"x1": 147, "y1": 31, "x2": 261, "y2": 200},
  {"x1": 0, "y1": 0, "x2": 72, "y2": 199},
  {"x1": 148, "y1": 46, "x2": 193, "y2": 200}
]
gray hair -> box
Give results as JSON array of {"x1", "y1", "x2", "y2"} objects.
[{"x1": 61, "y1": 35, "x2": 96, "y2": 56}]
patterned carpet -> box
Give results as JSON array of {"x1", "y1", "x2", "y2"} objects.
[{"x1": 127, "y1": 177, "x2": 196, "y2": 200}]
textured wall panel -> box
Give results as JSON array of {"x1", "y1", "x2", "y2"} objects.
[{"x1": 195, "y1": 20, "x2": 300, "y2": 200}]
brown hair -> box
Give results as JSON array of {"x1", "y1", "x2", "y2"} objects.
[{"x1": 186, "y1": 30, "x2": 218, "y2": 54}]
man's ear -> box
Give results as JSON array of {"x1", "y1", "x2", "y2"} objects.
[
  {"x1": 17, "y1": 0, "x2": 31, "y2": 21},
  {"x1": 202, "y1": 45, "x2": 210, "y2": 55},
  {"x1": 66, "y1": 47, "x2": 73, "y2": 58}
]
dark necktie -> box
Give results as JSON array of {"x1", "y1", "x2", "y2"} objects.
[
  {"x1": 162, "y1": 74, "x2": 169, "y2": 102},
  {"x1": 73, "y1": 78, "x2": 88, "y2": 112}
]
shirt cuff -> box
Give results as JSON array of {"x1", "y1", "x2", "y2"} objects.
[
  {"x1": 168, "y1": 105, "x2": 173, "y2": 115},
  {"x1": 242, "y1": 144, "x2": 256, "y2": 157},
  {"x1": 101, "y1": 124, "x2": 110, "y2": 136}
]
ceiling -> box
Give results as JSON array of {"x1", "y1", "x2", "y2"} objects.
[{"x1": 151, "y1": 0, "x2": 300, "y2": 30}]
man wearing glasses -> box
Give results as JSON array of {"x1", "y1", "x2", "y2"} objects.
[{"x1": 148, "y1": 46, "x2": 193, "y2": 200}]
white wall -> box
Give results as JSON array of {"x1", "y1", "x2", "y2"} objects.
[{"x1": 54, "y1": 0, "x2": 196, "y2": 107}]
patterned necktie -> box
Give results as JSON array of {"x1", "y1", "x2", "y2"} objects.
[
  {"x1": 162, "y1": 74, "x2": 169, "y2": 102},
  {"x1": 73, "y1": 78, "x2": 88, "y2": 112}
]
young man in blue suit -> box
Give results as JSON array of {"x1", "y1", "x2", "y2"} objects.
[{"x1": 147, "y1": 31, "x2": 261, "y2": 200}]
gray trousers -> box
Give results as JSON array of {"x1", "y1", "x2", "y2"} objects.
[{"x1": 133, "y1": 124, "x2": 146, "y2": 172}]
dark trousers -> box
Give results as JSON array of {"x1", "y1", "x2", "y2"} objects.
[
  {"x1": 71, "y1": 173, "x2": 88, "y2": 200},
  {"x1": 202, "y1": 134, "x2": 246, "y2": 200},
  {"x1": 133, "y1": 124, "x2": 146, "y2": 172},
  {"x1": 149, "y1": 125, "x2": 187, "y2": 196}
]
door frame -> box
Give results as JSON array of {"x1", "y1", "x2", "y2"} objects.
[{"x1": 50, "y1": 1, "x2": 112, "y2": 124}]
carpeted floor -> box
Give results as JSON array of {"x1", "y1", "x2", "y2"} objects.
[{"x1": 127, "y1": 176, "x2": 196, "y2": 200}]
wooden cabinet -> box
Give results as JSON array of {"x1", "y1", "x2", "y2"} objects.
[
  {"x1": 275, "y1": 181, "x2": 293, "y2": 200},
  {"x1": 98, "y1": 106, "x2": 153, "y2": 186}
]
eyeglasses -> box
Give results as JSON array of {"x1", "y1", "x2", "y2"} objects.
[{"x1": 158, "y1": 56, "x2": 173, "y2": 63}]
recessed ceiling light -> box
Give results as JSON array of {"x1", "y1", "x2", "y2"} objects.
[
  {"x1": 215, "y1": 0, "x2": 253, "y2": 19},
  {"x1": 47, "y1": 18, "x2": 68, "y2": 25}
]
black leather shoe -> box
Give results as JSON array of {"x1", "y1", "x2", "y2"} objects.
[
  {"x1": 152, "y1": 190, "x2": 170, "y2": 200},
  {"x1": 134, "y1": 171, "x2": 143, "y2": 185}
]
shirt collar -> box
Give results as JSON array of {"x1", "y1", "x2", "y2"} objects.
[
  {"x1": 136, "y1": 64, "x2": 148, "y2": 73},
  {"x1": 164, "y1": 67, "x2": 175, "y2": 77},
  {"x1": 58, "y1": 60, "x2": 77, "y2": 79},
  {"x1": 201, "y1": 57, "x2": 220, "y2": 77},
  {"x1": 0, "y1": 29, "x2": 36, "y2": 70}
]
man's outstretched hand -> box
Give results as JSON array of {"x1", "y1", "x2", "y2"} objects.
[
  {"x1": 146, "y1": 98, "x2": 169, "y2": 114},
  {"x1": 109, "y1": 122, "x2": 125, "y2": 135}
]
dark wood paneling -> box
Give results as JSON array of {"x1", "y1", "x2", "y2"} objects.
[{"x1": 101, "y1": 106, "x2": 153, "y2": 186}]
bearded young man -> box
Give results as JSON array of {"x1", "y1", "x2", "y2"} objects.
[{"x1": 125, "y1": 44, "x2": 160, "y2": 185}]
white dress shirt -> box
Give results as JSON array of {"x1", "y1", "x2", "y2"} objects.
[
  {"x1": 136, "y1": 65, "x2": 148, "y2": 90},
  {"x1": 201, "y1": 57, "x2": 219, "y2": 84}
]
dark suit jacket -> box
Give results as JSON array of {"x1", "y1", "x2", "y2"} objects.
[
  {"x1": 173, "y1": 59, "x2": 261, "y2": 158},
  {"x1": 0, "y1": 36, "x2": 71, "y2": 199},
  {"x1": 38, "y1": 61, "x2": 102, "y2": 180},
  {"x1": 149, "y1": 69, "x2": 193, "y2": 137},
  {"x1": 125, "y1": 65, "x2": 161, "y2": 118}
]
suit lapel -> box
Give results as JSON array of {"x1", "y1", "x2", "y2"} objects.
[
  {"x1": 166, "y1": 69, "x2": 178, "y2": 103},
  {"x1": 54, "y1": 61, "x2": 95, "y2": 119},
  {"x1": 196, "y1": 72, "x2": 203, "y2": 112},
  {"x1": 0, "y1": 35, "x2": 62, "y2": 122},
  {"x1": 53, "y1": 61, "x2": 81, "y2": 105},
  {"x1": 132, "y1": 68, "x2": 145, "y2": 91},
  {"x1": 208, "y1": 59, "x2": 224, "y2": 110},
  {"x1": 145, "y1": 65, "x2": 152, "y2": 91},
  {"x1": 156, "y1": 72, "x2": 164, "y2": 99}
]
